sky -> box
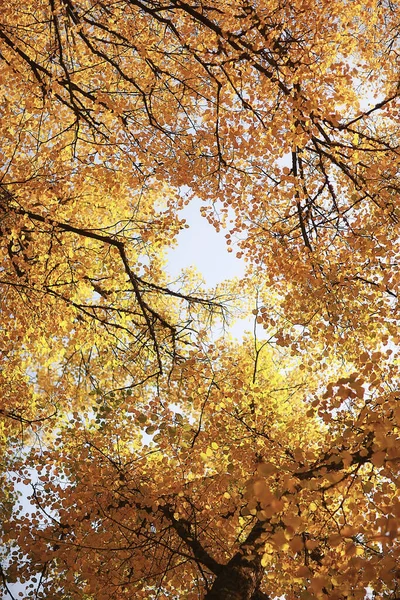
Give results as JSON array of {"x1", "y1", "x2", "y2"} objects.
[
  {"x1": 167, "y1": 198, "x2": 245, "y2": 287},
  {"x1": 166, "y1": 198, "x2": 253, "y2": 340}
]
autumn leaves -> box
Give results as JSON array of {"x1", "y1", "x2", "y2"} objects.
[{"x1": 1, "y1": 0, "x2": 400, "y2": 598}]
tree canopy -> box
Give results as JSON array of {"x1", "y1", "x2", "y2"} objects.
[{"x1": 1, "y1": 1, "x2": 400, "y2": 599}]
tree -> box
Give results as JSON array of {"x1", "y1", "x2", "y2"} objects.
[
  {"x1": 1, "y1": 0, "x2": 399, "y2": 354},
  {"x1": 1, "y1": 0, "x2": 400, "y2": 598},
  {"x1": 5, "y1": 340, "x2": 400, "y2": 599}
]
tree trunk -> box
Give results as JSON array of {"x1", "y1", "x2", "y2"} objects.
[
  {"x1": 204, "y1": 553, "x2": 265, "y2": 600},
  {"x1": 204, "y1": 519, "x2": 269, "y2": 600}
]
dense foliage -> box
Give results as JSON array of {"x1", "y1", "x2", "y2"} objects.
[{"x1": 1, "y1": 1, "x2": 400, "y2": 598}]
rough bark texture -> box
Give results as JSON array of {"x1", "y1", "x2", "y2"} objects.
[
  {"x1": 204, "y1": 521, "x2": 268, "y2": 600},
  {"x1": 204, "y1": 558, "x2": 264, "y2": 600}
]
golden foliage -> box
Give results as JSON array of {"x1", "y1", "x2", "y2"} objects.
[{"x1": 1, "y1": 1, "x2": 400, "y2": 599}]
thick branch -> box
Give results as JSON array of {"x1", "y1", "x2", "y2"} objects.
[
  {"x1": 204, "y1": 520, "x2": 266, "y2": 600},
  {"x1": 159, "y1": 504, "x2": 223, "y2": 576}
]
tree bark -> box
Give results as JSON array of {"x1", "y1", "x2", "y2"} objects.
[
  {"x1": 204, "y1": 557, "x2": 265, "y2": 600},
  {"x1": 204, "y1": 520, "x2": 267, "y2": 600}
]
